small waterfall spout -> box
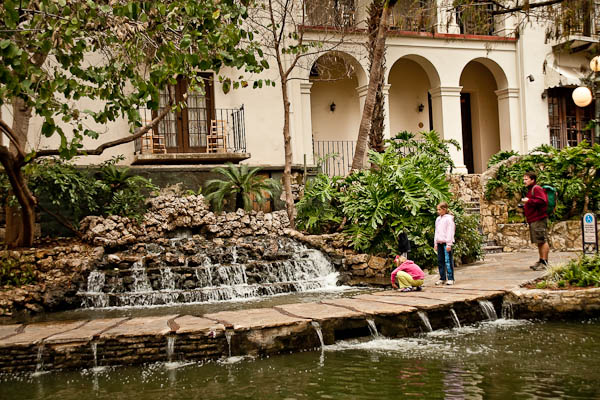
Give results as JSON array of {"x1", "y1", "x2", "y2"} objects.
[
  {"x1": 311, "y1": 321, "x2": 325, "y2": 349},
  {"x1": 479, "y1": 300, "x2": 498, "y2": 320},
  {"x1": 449, "y1": 309, "x2": 461, "y2": 328},
  {"x1": 366, "y1": 319, "x2": 380, "y2": 338},
  {"x1": 225, "y1": 330, "x2": 234, "y2": 357},
  {"x1": 91, "y1": 342, "x2": 98, "y2": 369},
  {"x1": 501, "y1": 300, "x2": 514, "y2": 319},
  {"x1": 33, "y1": 344, "x2": 45, "y2": 376},
  {"x1": 167, "y1": 336, "x2": 176, "y2": 362},
  {"x1": 417, "y1": 311, "x2": 433, "y2": 332}
]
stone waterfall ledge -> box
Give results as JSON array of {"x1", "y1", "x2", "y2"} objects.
[
  {"x1": 0, "y1": 287, "x2": 505, "y2": 373},
  {"x1": 505, "y1": 287, "x2": 600, "y2": 318},
  {"x1": 495, "y1": 221, "x2": 599, "y2": 252},
  {"x1": 79, "y1": 194, "x2": 291, "y2": 248}
]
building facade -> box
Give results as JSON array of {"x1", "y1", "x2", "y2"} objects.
[{"x1": 3, "y1": 0, "x2": 599, "y2": 175}]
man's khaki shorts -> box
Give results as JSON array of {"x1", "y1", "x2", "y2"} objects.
[{"x1": 529, "y1": 218, "x2": 549, "y2": 244}]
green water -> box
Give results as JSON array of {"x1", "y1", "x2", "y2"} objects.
[{"x1": 1, "y1": 319, "x2": 599, "y2": 399}]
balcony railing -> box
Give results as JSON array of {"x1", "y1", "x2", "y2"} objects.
[
  {"x1": 134, "y1": 106, "x2": 246, "y2": 155},
  {"x1": 305, "y1": 0, "x2": 356, "y2": 28},
  {"x1": 389, "y1": 0, "x2": 437, "y2": 32},
  {"x1": 456, "y1": 2, "x2": 496, "y2": 36},
  {"x1": 314, "y1": 140, "x2": 356, "y2": 177}
]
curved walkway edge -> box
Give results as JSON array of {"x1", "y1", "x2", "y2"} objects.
[{"x1": 0, "y1": 251, "x2": 596, "y2": 373}]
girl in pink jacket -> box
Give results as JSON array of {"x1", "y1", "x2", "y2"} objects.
[
  {"x1": 434, "y1": 202, "x2": 456, "y2": 285},
  {"x1": 391, "y1": 255, "x2": 425, "y2": 292}
]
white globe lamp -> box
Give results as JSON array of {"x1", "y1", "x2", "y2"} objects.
[
  {"x1": 573, "y1": 86, "x2": 593, "y2": 107},
  {"x1": 590, "y1": 56, "x2": 600, "y2": 73}
]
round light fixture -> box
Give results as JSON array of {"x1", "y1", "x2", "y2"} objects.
[
  {"x1": 590, "y1": 56, "x2": 600, "y2": 72},
  {"x1": 572, "y1": 86, "x2": 593, "y2": 107}
]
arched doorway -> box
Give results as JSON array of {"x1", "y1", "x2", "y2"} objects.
[
  {"x1": 459, "y1": 60, "x2": 503, "y2": 173},
  {"x1": 309, "y1": 52, "x2": 365, "y2": 176}
]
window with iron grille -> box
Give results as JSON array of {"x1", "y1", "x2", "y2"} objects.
[{"x1": 547, "y1": 87, "x2": 596, "y2": 149}]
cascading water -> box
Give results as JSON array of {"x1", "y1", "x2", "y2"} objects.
[
  {"x1": 91, "y1": 342, "x2": 98, "y2": 369},
  {"x1": 478, "y1": 300, "x2": 498, "y2": 320},
  {"x1": 450, "y1": 309, "x2": 461, "y2": 328},
  {"x1": 366, "y1": 319, "x2": 380, "y2": 338},
  {"x1": 79, "y1": 237, "x2": 341, "y2": 308},
  {"x1": 501, "y1": 300, "x2": 514, "y2": 319},
  {"x1": 417, "y1": 311, "x2": 433, "y2": 332},
  {"x1": 225, "y1": 330, "x2": 234, "y2": 358},
  {"x1": 311, "y1": 321, "x2": 325, "y2": 349},
  {"x1": 33, "y1": 344, "x2": 45, "y2": 376},
  {"x1": 166, "y1": 336, "x2": 176, "y2": 362}
]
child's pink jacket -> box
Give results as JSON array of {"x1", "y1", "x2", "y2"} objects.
[{"x1": 390, "y1": 260, "x2": 425, "y2": 284}]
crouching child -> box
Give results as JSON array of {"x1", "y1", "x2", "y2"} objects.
[{"x1": 391, "y1": 255, "x2": 425, "y2": 292}]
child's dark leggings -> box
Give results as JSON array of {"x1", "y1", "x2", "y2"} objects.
[{"x1": 437, "y1": 243, "x2": 455, "y2": 281}]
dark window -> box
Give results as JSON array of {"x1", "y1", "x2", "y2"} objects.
[{"x1": 547, "y1": 87, "x2": 596, "y2": 149}]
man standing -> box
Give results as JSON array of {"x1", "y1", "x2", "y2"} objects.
[{"x1": 522, "y1": 172, "x2": 549, "y2": 270}]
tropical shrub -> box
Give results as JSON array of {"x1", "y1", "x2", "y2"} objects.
[
  {"x1": 297, "y1": 131, "x2": 483, "y2": 268},
  {"x1": 204, "y1": 163, "x2": 281, "y2": 213},
  {"x1": 538, "y1": 254, "x2": 600, "y2": 288},
  {"x1": 0, "y1": 255, "x2": 38, "y2": 287},
  {"x1": 486, "y1": 150, "x2": 519, "y2": 168},
  {"x1": 485, "y1": 142, "x2": 600, "y2": 220}
]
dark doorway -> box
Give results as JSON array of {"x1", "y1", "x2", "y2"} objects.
[
  {"x1": 427, "y1": 92, "x2": 433, "y2": 131},
  {"x1": 460, "y1": 93, "x2": 474, "y2": 174}
]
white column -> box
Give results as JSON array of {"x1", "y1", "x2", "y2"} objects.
[
  {"x1": 356, "y1": 84, "x2": 369, "y2": 113},
  {"x1": 495, "y1": 88, "x2": 522, "y2": 153},
  {"x1": 382, "y1": 84, "x2": 392, "y2": 140},
  {"x1": 429, "y1": 86, "x2": 467, "y2": 174},
  {"x1": 300, "y1": 82, "x2": 315, "y2": 164}
]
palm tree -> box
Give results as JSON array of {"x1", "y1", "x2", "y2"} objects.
[{"x1": 204, "y1": 163, "x2": 281, "y2": 213}]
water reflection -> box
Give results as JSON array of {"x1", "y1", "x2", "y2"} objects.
[{"x1": 1, "y1": 319, "x2": 599, "y2": 399}]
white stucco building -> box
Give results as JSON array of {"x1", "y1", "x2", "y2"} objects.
[{"x1": 4, "y1": 0, "x2": 599, "y2": 176}]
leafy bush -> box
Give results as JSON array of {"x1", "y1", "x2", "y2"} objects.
[
  {"x1": 485, "y1": 142, "x2": 600, "y2": 221},
  {"x1": 204, "y1": 163, "x2": 281, "y2": 213},
  {"x1": 540, "y1": 254, "x2": 600, "y2": 288},
  {"x1": 297, "y1": 131, "x2": 482, "y2": 268},
  {"x1": 487, "y1": 150, "x2": 519, "y2": 168},
  {"x1": 0, "y1": 256, "x2": 37, "y2": 287}
]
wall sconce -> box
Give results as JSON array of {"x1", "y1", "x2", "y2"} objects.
[
  {"x1": 526, "y1": 74, "x2": 535, "y2": 82},
  {"x1": 329, "y1": 102, "x2": 336, "y2": 112},
  {"x1": 417, "y1": 103, "x2": 424, "y2": 113}
]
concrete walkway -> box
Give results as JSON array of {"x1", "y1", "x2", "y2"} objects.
[{"x1": 0, "y1": 250, "x2": 578, "y2": 372}]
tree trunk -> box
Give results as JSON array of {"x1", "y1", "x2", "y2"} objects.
[
  {"x1": 367, "y1": 0, "x2": 386, "y2": 153},
  {"x1": 0, "y1": 152, "x2": 36, "y2": 248},
  {"x1": 281, "y1": 79, "x2": 296, "y2": 228},
  {"x1": 351, "y1": 0, "x2": 392, "y2": 170}
]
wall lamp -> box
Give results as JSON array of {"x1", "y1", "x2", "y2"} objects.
[
  {"x1": 330, "y1": 102, "x2": 336, "y2": 112},
  {"x1": 527, "y1": 74, "x2": 535, "y2": 82},
  {"x1": 417, "y1": 103, "x2": 424, "y2": 112}
]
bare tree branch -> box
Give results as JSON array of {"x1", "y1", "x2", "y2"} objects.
[
  {"x1": 0, "y1": 119, "x2": 27, "y2": 160},
  {"x1": 492, "y1": 0, "x2": 565, "y2": 15}
]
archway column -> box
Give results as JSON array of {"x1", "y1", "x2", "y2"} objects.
[
  {"x1": 495, "y1": 88, "x2": 522, "y2": 153},
  {"x1": 300, "y1": 82, "x2": 315, "y2": 164},
  {"x1": 429, "y1": 86, "x2": 468, "y2": 174}
]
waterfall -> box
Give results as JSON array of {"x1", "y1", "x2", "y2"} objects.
[
  {"x1": 91, "y1": 342, "x2": 98, "y2": 369},
  {"x1": 366, "y1": 319, "x2": 380, "y2": 338},
  {"x1": 417, "y1": 311, "x2": 433, "y2": 332},
  {"x1": 225, "y1": 330, "x2": 234, "y2": 358},
  {"x1": 450, "y1": 309, "x2": 461, "y2": 328},
  {"x1": 479, "y1": 300, "x2": 498, "y2": 320},
  {"x1": 160, "y1": 268, "x2": 176, "y2": 291},
  {"x1": 311, "y1": 321, "x2": 325, "y2": 349},
  {"x1": 167, "y1": 336, "x2": 176, "y2": 362},
  {"x1": 33, "y1": 344, "x2": 44, "y2": 376},
  {"x1": 131, "y1": 259, "x2": 152, "y2": 292},
  {"x1": 501, "y1": 300, "x2": 514, "y2": 319}
]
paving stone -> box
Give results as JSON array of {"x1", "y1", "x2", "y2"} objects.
[
  {"x1": 276, "y1": 302, "x2": 364, "y2": 321},
  {"x1": 173, "y1": 315, "x2": 225, "y2": 334},
  {"x1": 0, "y1": 321, "x2": 86, "y2": 346},
  {"x1": 0, "y1": 324, "x2": 21, "y2": 340},
  {"x1": 355, "y1": 294, "x2": 453, "y2": 309},
  {"x1": 321, "y1": 298, "x2": 415, "y2": 316},
  {"x1": 204, "y1": 308, "x2": 309, "y2": 331},
  {"x1": 45, "y1": 318, "x2": 128, "y2": 344},
  {"x1": 100, "y1": 315, "x2": 178, "y2": 338},
  {"x1": 373, "y1": 290, "x2": 500, "y2": 303}
]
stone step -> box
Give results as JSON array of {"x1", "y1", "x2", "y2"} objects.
[{"x1": 483, "y1": 245, "x2": 504, "y2": 254}]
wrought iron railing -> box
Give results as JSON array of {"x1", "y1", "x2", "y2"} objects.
[
  {"x1": 456, "y1": 2, "x2": 496, "y2": 35},
  {"x1": 389, "y1": 0, "x2": 437, "y2": 32},
  {"x1": 549, "y1": 118, "x2": 596, "y2": 149},
  {"x1": 304, "y1": 0, "x2": 356, "y2": 28},
  {"x1": 134, "y1": 106, "x2": 246, "y2": 154},
  {"x1": 313, "y1": 140, "x2": 356, "y2": 177}
]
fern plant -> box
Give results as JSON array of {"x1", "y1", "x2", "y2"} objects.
[
  {"x1": 295, "y1": 173, "x2": 344, "y2": 233},
  {"x1": 204, "y1": 163, "x2": 281, "y2": 212}
]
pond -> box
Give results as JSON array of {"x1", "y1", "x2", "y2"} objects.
[{"x1": 1, "y1": 318, "x2": 598, "y2": 399}]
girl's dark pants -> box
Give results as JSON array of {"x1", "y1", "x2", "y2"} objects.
[{"x1": 437, "y1": 243, "x2": 455, "y2": 281}]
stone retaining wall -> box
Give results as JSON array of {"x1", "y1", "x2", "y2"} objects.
[
  {"x1": 496, "y1": 220, "x2": 599, "y2": 252},
  {"x1": 507, "y1": 287, "x2": 600, "y2": 319}
]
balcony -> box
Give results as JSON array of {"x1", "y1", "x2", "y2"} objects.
[
  {"x1": 552, "y1": 1, "x2": 600, "y2": 52},
  {"x1": 304, "y1": 0, "x2": 356, "y2": 28},
  {"x1": 455, "y1": 2, "x2": 496, "y2": 36},
  {"x1": 389, "y1": 0, "x2": 437, "y2": 33},
  {"x1": 133, "y1": 106, "x2": 249, "y2": 165}
]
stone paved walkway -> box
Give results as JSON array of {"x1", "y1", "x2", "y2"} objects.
[{"x1": 0, "y1": 250, "x2": 579, "y2": 372}]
